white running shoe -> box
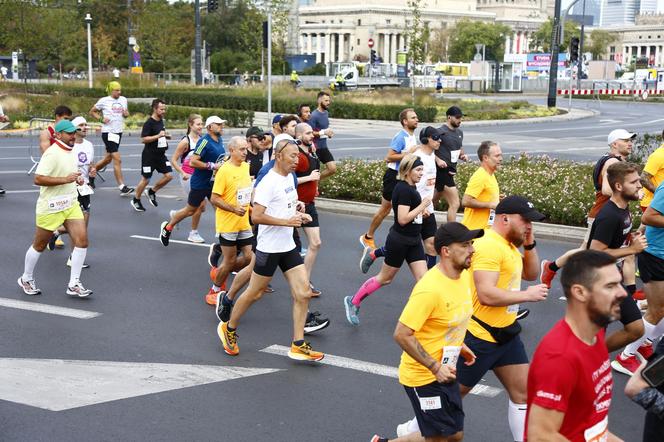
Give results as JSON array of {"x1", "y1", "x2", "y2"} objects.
[
  {"x1": 188, "y1": 230, "x2": 205, "y2": 243},
  {"x1": 18, "y1": 277, "x2": 41, "y2": 295},
  {"x1": 396, "y1": 418, "x2": 418, "y2": 437},
  {"x1": 66, "y1": 281, "x2": 93, "y2": 298}
]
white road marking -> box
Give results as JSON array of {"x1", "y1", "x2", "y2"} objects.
[
  {"x1": 259, "y1": 344, "x2": 503, "y2": 398},
  {"x1": 0, "y1": 297, "x2": 101, "y2": 319},
  {"x1": 131, "y1": 235, "x2": 210, "y2": 247},
  {"x1": 0, "y1": 358, "x2": 282, "y2": 411}
]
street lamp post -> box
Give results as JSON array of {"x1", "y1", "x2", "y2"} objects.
[{"x1": 85, "y1": 13, "x2": 93, "y2": 89}]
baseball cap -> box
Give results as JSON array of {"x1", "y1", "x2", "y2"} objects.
[
  {"x1": 54, "y1": 119, "x2": 77, "y2": 133},
  {"x1": 446, "y1": 106, "x2": 464, "y2": 117},
  {"x1": 607, "y1": 129, "x2": 636, "y2": 145},
  {"x1": 495, "y1": 195, "x2": 545, "y2": 221},
  {"x1": 272, "y1": 114, "x2": 283, "y2": 125},
  {"x1": 205, "y1": 116, "x2": 226, "y2": 127},
  {"x1": 434, "y1": 222, "x2": 484, "y2": 249},
  {"x1": 419, "y1": 126, "x2": 444, "y2": 143},
  {"x1": 246, "y1": 127, "x2": 265, "y2": 138},
  {"x1": 273, "y1": 133, "x2": 295, "y2": 147},
  {"x1": 71, "y1": 116, "x2": 87, "y2": 127}
]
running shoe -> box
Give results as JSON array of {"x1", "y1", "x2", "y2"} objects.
[
  {"x1": 310, "y1": 282, "x2": 321, "y2": 297},
  {"x1": 205, "y1": 287, "x2": 221, "y2": 306},
  {"x1": 17, "y1": 277, "x2": 41, "y2": 295},
  {"x1": 119, "y1": 185, "x2": 134, "y2": 196},
  {"x1": 169, "y1": 210, "x2": 179, "y2": 230},
  {"x1": 66, "y1": 281, "x2": 93, "y2": 298},
  {"x1": 637, "y1": 342, "x2": 654, "y2": 361},
  {"x1": 344, "y1": 295, "x2": 360, "y2": 325},
  {"x1": 359, "y1": 233, "x2": 376, "y2": 250},
  {"x1": 66, "y1": 255, "x2": 90, "y2": 269},
  {"x1": 0, "y1": 186, "x2": 5, "y2": 195},
  {"x1": 304, "y1": 311, "x2": 330, "y2": 334},
  {"x1": 188, "y1": 230, "x2": 205, "y2": 243},
  {"x1": 370, "y1": 436, "x2": 388, "y2": 442},
  {"x1": 216, "y1": 292, "x2": 234, "y2": 323},
  {"x1": 360, "y1": 246, "x2": 376, "y2": 274},
  {"x1": 147, "y1": 188, "x2": 158, "y2": 207},
  {"x1": 396, "y1": 419, "x2": 417, "y2": 437},
  {"x1": 54, "y1": 237, "x2": 65, "y2": 248},
  {"x1": 131, "y1": 198, "x2": 146, "y2": 212},
  {"x1": 159, "y1": 221, "x2": 171, "y2": 246},
  {"x1": 217, "y1": 321, "x2": 239, "y2": 356},
  {"x1": 88, "y1": 177, "x2": 95, "y2": 189},
  {"x1": 287, "y1": 341, "x2": 324, "y2": 361},
  {"x1": 208, "y1": 243, "x2": 222, "y2": 268},
  {"x1": 299, "y1": 247, "x2": 308, "y2": 258},
  {"x1": 611, "y1": 353, "x2": 640, "y2": 375},
  {"x1": 633, "y1": 289, "x2": 646, "y2": 301},
  {"x1": 47, "y1": 233, "x2": 59, "y2": 251},
  {"x1": 264, "y1": 284, "x2": 275, "y2": 294},
  {"x1": 539, "y1": 260, "x2": 557, "y2": 289},
  {"x1": 516, "y1": 308, "x2": 530, "y2": 320}
]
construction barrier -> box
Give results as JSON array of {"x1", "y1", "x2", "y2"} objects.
[{"x1": 557, "y1": 89, "x2": 664, "y2": 96}]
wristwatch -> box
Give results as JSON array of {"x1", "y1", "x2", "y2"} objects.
[{"x1": 524, "y1": 241, "x2": 537, "y2": 251}]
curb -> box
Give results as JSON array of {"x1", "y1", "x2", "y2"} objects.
[
  {"x1": 315, "y1": 197, "x2": 586, "y2": 244},
  {"x1": 0, "y1": 127, "x2": 249, "y2": 139}
]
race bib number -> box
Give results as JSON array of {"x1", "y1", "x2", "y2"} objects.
[
  {"x1": 419, "y1": 396, "x2": 442, "y2": 411},
  {"x1": 77, "y1": 183, "x2": 94, "y2": 196},
  {"x1": 441, "y1": 346, "x2": 461, "y2": 367},
  {"x1": 237, "y1": 186, "x2": 252, "y2": 206},
  {"x1": 142, "y1": 166, "x2": 152, "y2": 174},
  {"x1": 488, "y1": 209, "x2": 496, "y2": 226},
  {"x1": 47, "y1": 195, "x2": 74, "y2": 213},
  {"x1": 583, "y1": 417, "x2": 608, "y2": 442},
  {"x1": 507, "y1": 304, "x2": 520, "y2": 314},
  {"x1": 107, "y1": 133, "x2": 120, "y2": 144},
  {"x1": 450, "y1": 150, "x2": 461, "y2": 163},
  {"x1": 414, "y1": 213, "x2": 423, "y2": 224},
  {"x1": 157, "y1": 137, "x2": 167, "y2": 148}
]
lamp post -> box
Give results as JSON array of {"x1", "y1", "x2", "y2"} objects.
[{"x1": 85, "y1": 13, "x2": 93, "y2": 89}]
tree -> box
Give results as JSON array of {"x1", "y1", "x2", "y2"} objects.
[
  {"x1": 531, "y1": 17, "x2": 581, "y2": 53},
  {"x1": 448, "y1": 20, "x2": 510, "y2": 63},
  {"x1": 588, "y1": 29, "x2": 617, "y2": 61},
  {"x1": 405, "y1": 0, "x2": 428, "y2": 65},
  {"x1": 428, "y1": 26, "x2": 453, "y2": 63}
]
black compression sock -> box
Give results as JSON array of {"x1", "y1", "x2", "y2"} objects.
[
  {"x1": 549, "y1": 261, "x2": 560, "y2": 272},
  {"x1": 293, "y1": 339, "x2": 304, "y2": 346},
  {"x1": 626, "y1": 284, "x2": 636, "y2": 296}
]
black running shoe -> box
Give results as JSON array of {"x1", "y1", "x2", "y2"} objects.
[
  {"x1": 160, "y1": 221, "x2": 171, "y2": 246},
  {"x1": 88, "y1": 177, "x2": 96, "y2": 189},
  {"x1": 216, "y1": 292, "x2": 234, "y2": 323},
  {"x1": 47, "y1": 233, "x2": 59, "y2": 251},
  {"x1": 208, "y1": 243, "x2": 222, "y2": 268},
  {"x1": 147, "y1": 188, "x2": 158, "y2": 207},
  {"x1": 119, "y1": 185, "x2": 134, "y2": 196},
  {"x1": 0, "y1": 186, "x2": 5, "y2": 195},
  {"x1": 131, "y1": 198, "x2": 146, "y2": 212},
  {"x1": 304, "y1": 311, "x2": 330, "y2": 334},
  {"x1": 516, "y1": 308, "x2": 530, "y2": 320}
]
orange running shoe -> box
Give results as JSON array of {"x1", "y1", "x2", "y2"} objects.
[
  {"x1": 539, "y1": 260, "x2": 557, "y2": 289},
  {"x1": 287, "y1": 341, "x2": 324, "y2": 361},
  {"x1": 205, "y1": 287, "x2": 221, "y2": 305},
  {"x1": 217, "y1": 322, "x2": 239, "y2": 356},
  {"x1": 359, "y1": 234, "x2": 376, "y2": 250},
  {"x1": 633, "y1": 289, "x2": 646, "y2": 301}
]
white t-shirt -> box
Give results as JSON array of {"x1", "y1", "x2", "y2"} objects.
[
  {"x1": 415, "y1": 148, "x2": 436, "y2": 213},
  {"x1": 73, "y1": 139, "x2": 94, "y2": 183},
  {"x1": 94, "y1": 95, "x2": 128, "y2": 134},
  {"x1": 253, "y1": 169, "x2": 298, "y2": 253}
]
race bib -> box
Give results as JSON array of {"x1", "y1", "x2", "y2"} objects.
[
  {"x1": 237, "y1": 186, "x2": 252, "y2": 206},
  {"x1": 507, "y1": 303, "x2": 520, "y2": 314},
  {"x1": 441, "y1": 346, "x2": 461, "y2": 367},
  {"x1": 157, "y1": 137, "x2": 167, "y2": 148},
  {"x1": 583, "y1": 417, "x2": 608, "y2": 442},
  {"x1": 450, "y1": 150, "x2": 461, "y2": 163},
  {"x1": 47, "y1": 195, "x2": 74, "y2": 213},
  {"x1": 107, "y1": 133, "x2": 120, "y2": 144},
  {"x1": 77, "y1": 183, "x2": 94, "y2": 196},
  {"x1": 419, "y1": 396, "x2": 442, "y2": 411},
  {"x1": 414, "y1": 213, "x2": 423, "y2": 224},
  {"x1": 142, "y1": 166, "x2": 152, "y2": 174},
  {"x1": 488, "y1": 209, "x2": 496, "y2": 226}
]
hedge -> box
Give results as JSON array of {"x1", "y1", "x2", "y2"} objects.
[{"x1": 126, "y1": 103, "x2": 254, "y2": 128}]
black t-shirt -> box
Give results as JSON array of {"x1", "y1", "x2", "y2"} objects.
[
  {"x1": 141, "y1": 117, "x2": 166, "y2": 153},
  {"x1": 587, "y1": 200, "x2": 632, "y2": 249},
  {"x1": 246, "y1": 148, "x2": 272, "y2": 178},
  {"x1": 435, "y1": 124, "x2": 463, "y2": 173},
  {"x1": 391, "y1": 180, "x2": 422, "y2": 237}
]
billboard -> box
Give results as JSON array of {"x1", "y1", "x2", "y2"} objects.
[{"x1": 526, "y1": 53, "x2": 568, "y2": 72}]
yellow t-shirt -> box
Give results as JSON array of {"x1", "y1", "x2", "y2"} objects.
[
  {"x1": 34, "y1": 142, "x2": 78, "y2": 215},
  {"x1": 211, "y1": 161, "x2": 252, "y2": 233},
  {"x1": 398, "y1": 267, "x2": 473, "y2": 387},
  {"x1": 641, "y1": 145, "x2": 664, "y2": 208},
  {"x1": 467, "y1": 229, "x2": 523, "y2": 343},
  {"x1": 461, "y1": 166, "x2": 499, "y2": 230}
]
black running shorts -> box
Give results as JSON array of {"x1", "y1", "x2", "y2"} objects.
[
  {"x1": 253, "y1": 247, "x2": 303, "y2": 277},
  {"x1": 303, "y1": 202, "x2": 319, "y2": 228},
  {"x1": 188, "y1": 188, "x2": 212, "y2": 207},
  {"x1": 421, "y1": 213, "x2": 437, "y2": 240},
  {"x1": 141, "y1": 151, "x2": 172, "y2": 178},
  {"x1": 404, "y1": 381, "x2": 464, "y2": 438},
  {"x1": 638, "y1": 251, "x2": 664, "y2": 283},
  {"x1": 384, "y1": 230, "x2": 425, "y2": 268},
  {"x1": 619, "y1": 292, "x2": 642, "y2": 326},
  {"x1": 435, "y1": 168, "x2": 456, "y2": 192},
  {"x1": 316, "y1": 147, "x2": 334, "y2": 165},
  {"x1": 382, "y1": 168, "x2": 398, "y2": 201},
  {"x1": 102, "y1": 132, "x2": 122, "y2": 153}
]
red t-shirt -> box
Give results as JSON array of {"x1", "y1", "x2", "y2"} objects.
[
  {"x1": 525, "y1": 319, "x2": 612, "y2": 442},
  {"x1": 295, "y1": 148, "x2": 318, "y2": 204}
]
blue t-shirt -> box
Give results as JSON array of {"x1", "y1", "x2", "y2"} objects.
[
  {"x1": 388, "y1": 129, "x2": 416, "y2": 171},
  {"x1": 254, "y1": 159, "x2": 297, "y2": 188},
  {"x1": 646, "y1": 182, "x2": 664, "y2": 259},
  {"x1": 190, "y1": 133, "x2": 225, "y2": 190},
  {"x1": 309, "y1": 109, "x2": 330, "y2": 150}
]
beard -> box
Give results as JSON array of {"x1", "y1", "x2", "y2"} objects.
[
  {"x1": 507, "y1": 227, "x2": 525, "y2": 248},
  {"x1": 588, "y1": 297, "x2": 620, "y2": 328}
]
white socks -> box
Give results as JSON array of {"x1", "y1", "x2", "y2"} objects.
[
  {"x1": 406, "y1": 417, "x2": 419, "y2": 433},
  {"x1": 22, "y1": 246, "x2": 42, "y2": 281},
  {"x1": 623, "y1": 319, "x2": 653, "y2": 357},
  {"x1": 68, "y1": 247, "x2": 87, "y2": 286},
  {"x1": 508, "y1": 399, "x2": 526, "y2": 442}
]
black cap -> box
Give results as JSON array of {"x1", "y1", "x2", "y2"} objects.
[
  {"x1": 434, "y1": 222, "x2": 484, "y2": 250},
  {"x1": 446, "y1": 106, "x2": 464, "y2": 117},
  {"x1": 419, "y1": 126, "x2": 444, "y2": 144},
  {"x1": 495, "y1": 195, "x2": 545, "y2": 221},
  {"x1": 246, "y1": 127, "x2": 265, "y2": 138}
]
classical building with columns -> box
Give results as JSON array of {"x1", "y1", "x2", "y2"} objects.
[
  {"x1": 604, "y1": 14, "x2": 664, "y2": 67},
  {"x1": 297, "y1": 0, "x2": 551, "y2": 64}
]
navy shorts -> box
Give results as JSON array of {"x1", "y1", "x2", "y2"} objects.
[
  {"x1": 188, "y1": 188, "x2": 212, "y2": 207},
  {"x1": 456, "y1": 331, "x2": 529, "y2": 389},
  {"x1": 253, "y1": 247, "x2": 303, "y2": 277},
  {"x1": 404, "y1": 381, "x2": 464, "y2": 438}
]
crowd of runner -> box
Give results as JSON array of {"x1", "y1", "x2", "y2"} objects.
[{"x1": 8, "y1": 81, "x2": 664, "y2": 441}]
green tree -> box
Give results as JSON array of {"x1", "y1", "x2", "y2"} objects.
[
  {"x1": 448, "y1": 20, "x2": 510, "y2": 62},
  {"x1": 428, "y1": 26, "x2": 453, "y2": 63},
  {"x1": 405, "y1": 0, "x2": 429, "y2": 66},
  {"x1": 531, "y1": 18, "x2": 581, "y2": 53},
  {"x1": 588, "y1": 29, "x2": 617, "y2": 61}
]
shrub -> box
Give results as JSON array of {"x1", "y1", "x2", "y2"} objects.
[{"x1": 127, "y1": 103, "x2": 254, "y2": 127}]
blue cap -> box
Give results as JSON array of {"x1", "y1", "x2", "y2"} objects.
[
  {"x1": 272, "y1": 114, "x2": 282, "y2": 125},
  {"x1": 54, "y1": 119, "x2": 77, "y2": 133}
]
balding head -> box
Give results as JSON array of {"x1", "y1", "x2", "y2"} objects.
[
  {"x1": 227, "y1": 136, "x2": 248, "y2": 164},
  {"x1": 228, "y1": 136, "x2": 246, "y2": 151},
  {"x1": 296, "y1": 122, "x2": 314, "y2": 146}
]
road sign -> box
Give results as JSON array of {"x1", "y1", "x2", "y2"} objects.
[{"x1": 368, "y1": 38, "x2": 374, "y2": 48}]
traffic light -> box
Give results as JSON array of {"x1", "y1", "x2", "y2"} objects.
[
  {"x1": 370, "y1": 49, "x2": 377, "y2": 64},
  {"x1": 570, "y1": 37, "x2": 580, "y2": 63},
  {"x1": 207, "y1": 0, "x2": 218, "y2": 12},
  {"x1": 262, "y1": 21, "x2": 268, "y2": 49}
]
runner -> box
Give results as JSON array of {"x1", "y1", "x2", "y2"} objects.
[
  {"x1": 217, "y1": 139, "x2": 325, "y2": 361},
  {"x1": 344, "y1": 155, "x2": 431, "y2": 326},
  {"x1": 271, "y1": 114, "x2": 282, "y2": 136},
  {"x1": 131, "y1": 99, "x2": 173, "y2": 212},
  {"x1": 625, "y1": 339, "x2": 664, "y2": 441},
  {"x1": 159, "y1": 115, "x2": 226, "y2": 250},
  {"x1": 461, "y1": 141, "x2": 502, "y2": 230},
  {"x1": 39, "y1": 105, "x2": 72, "y2": 154},
  {"x1": 18, "y1": 119, "x2": 93, "y2": 298},
  {"x1": 0, "y1": 110, "x2": 9, "y2": 195},
  {"x1": 360, "y1": 108, "x2": 419, "y2": 250},
  {"x1": 309, "y1": 91, "x2": 336, "y2": 178},
  {"x1": 88, "y1": 81, "x2": 133, "y2": 196},
  {"x1": 169, "y1": 113, "x2": 206, "y2": 243},
  {"x1": 435, "y1": 106, "x2": 468, "y2": 223},
  {"x1": 273, "y1": 114, "x2": 298, "y2": 147},
  {"x1": 370, "y1": 223, "x2": 483, "y2": 442},
  {"x1": 297, "y1": 103, "x2": 311, "y2": 123},
  {"x1": 245, "y1": 126, "x2": 272, "y2": 179},
  {"x1": 639, "y1": 129, "x2": 664, "y2": 213},
  {"x1": 526, "y1": 250, "x2": 625, "y2": 442},
  {"x1": 456, "y1": 195, "x2": 547, "y2": 442}
]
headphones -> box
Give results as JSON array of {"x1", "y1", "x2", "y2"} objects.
[{"x1": 419, "y1": 127, "x2": 441, "y2": 144}]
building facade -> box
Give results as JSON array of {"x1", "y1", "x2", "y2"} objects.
[{"x1": 604, "y1": 14, "x2": 664, "y2": 67}]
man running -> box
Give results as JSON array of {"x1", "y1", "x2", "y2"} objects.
[
  {"x1": 640, "y1": 129, "x2": 664, "y2": 212},
  {"x1": 297, "y1": 103, "x2": 311, "y2": 123},
  {"x1": 360, "y1": 108, "x2": 419, "y2": 250},
  {"x1": 461, "y1": 141, "x2": 502, "y2": 230},
  {"x1": 0, "y1": 109, "x2": 9, "y2": 195},
  {"x1": 273, "y1": 114, "x2": 298, "y2": 147},
  {"x1": 39, "y1": 105, "x2": 72, "y2": 154},
  {"x1": 18, "y1": 119, "x2": 93, "y2": 298},
  {"x1": 435, "y1": 106, "x2": 468, "y2": 223},
  {"x1": 131, "y1": 99, "x2": 173, "y2": 212},
  {"x1": 217, "y1": 139, "x2": 324, "y2": 361},
  {"x1": 526, "y1": 250, "x2": 625, "y2": 442},
  {"x1": 88, "y1": 81, "x2": 133, "y2": 195},
  {"x1": 309, "y1": 91, "x2": 336, "y2": 178},
  {"x1": 245, "y1": 127, "x2": 271, "y2": 178}
]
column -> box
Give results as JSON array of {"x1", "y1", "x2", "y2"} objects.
[
  {"x1": 325, "y1": 33, "x2": 331, "y2": 64},
  {"x1": 331, "y1": 33, "x2": 337, "y2": 62},
  {"x1": 307, "y1": 34, "x2": 313, "y2": 55},
  {"x1": 505, "y1": 35, "x2": 511, "y2": 55},
  {"x1": 388, "y1": 33, "x2": 395, "y2": 64},
  {"x1": 516, "y1": 32, "x2": 521, "y2": 54},
  {"x1": 382, "y1": 33, "x2": 389, "y2": 62},
  {"x1": 315, "y1": 34, "x2": 321, "y2": 64}
]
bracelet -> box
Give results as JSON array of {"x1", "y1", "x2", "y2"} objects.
[
  {"x1": 524, "y1": 241, "x2": 537, "y2": 251},
  {"x1": 206, "y1": 162, "x2": 213, "y2": 170}
]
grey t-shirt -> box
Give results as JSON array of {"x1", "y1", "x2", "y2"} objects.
[
  {"x1": 435, "y1": 124, "x2": 463, "y2": 173},
  {"x1": 310, "y1": 109, "x2": 330, "y2": 150}
]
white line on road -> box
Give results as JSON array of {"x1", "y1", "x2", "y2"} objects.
[
  {"x1": 259, "y1": 344, "x2": 503, "y2": 398},
  {"x1": 131, "y1": 235, "x2": 211, "y2": 248},
  {"x1": 0, "y1": 297, "x2": 101, "y2": 319}
]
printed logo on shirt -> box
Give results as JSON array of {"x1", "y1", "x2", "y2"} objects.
[
  {"x1": 77, "y1": 152, "x2": 88, "y2": 163},
  {"x1": 535, "y1": 390, "x2": 562, "y2": 402}
]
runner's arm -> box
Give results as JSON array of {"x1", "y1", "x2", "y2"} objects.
[
  {"x1": 474, "y1": 270, "x2": 545, "y2": 306},
  {"x1": 589, "y1": 239, "x2": 642, "y2": 258},
  {"x1": 211, "y1": 192, "x2": 244, "y2": 216},
  {"x1": 601, "y1": 159, "x2": 619, "y2": 197},
  {"x1": 461, "y1": 193, "x2": 497, "y2": 209},
  {"x1": 385, "y1": 148, "x2": 411, "y2": 163},
  {"x1": 38, "y1": 129, "x2": 51, "y2": 153},
  {"x1": 640, "y1": 171, "x2": 657, "y2": 193},
  {"x1": 642, "y1": 206, "x2": 664, "y2": 227},
  {"x1": 34, "y1": 173, "x2": 79, "y2": 186},
  {"x1": 88, "y1": 106, "x2": 102, "y2": 121},
  {"x1": 525, "y1": 405, "x2": 570, "y2": 442},
  {"x1": 188, "y1": 153, "x2": 212, "y2": 170},
  {"x1": 393, "y1": 322, "x2": 455, "y2": 383},
  {"x1": 397, "y1": 201, "x2": 429, "y2": 226},
  {"x1": 170, "y1": 139, "x2": 188, "y2": 176},
  {"x1": 251, "y1": 203, "x2": 301, "y2": 227}
]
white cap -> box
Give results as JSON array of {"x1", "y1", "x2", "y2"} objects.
[
  {"x1": 71, "y1": 116, "x2": 87, "y2": 127},
  {"x1": 205, "y1": 116, "x2": 226, "y2": 127},
  {"x1": 607, "y1": 129, "x2": 636, "y2": 145},
  {"x1": 272, "y1": 133, "x2": 294, "y2": 147}
]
